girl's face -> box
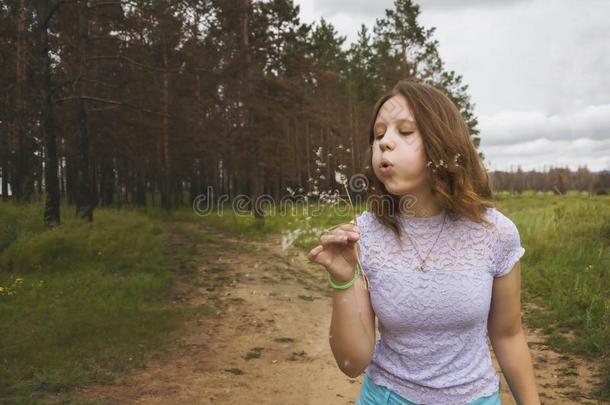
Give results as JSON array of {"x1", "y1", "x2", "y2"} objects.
[{"x1": 371, "y1": 95, "x2": 430, "y2": 197}]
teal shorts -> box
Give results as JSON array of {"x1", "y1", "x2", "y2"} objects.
[{"x1": 356, "y1": 373, "x2": 502, "y2": 405}]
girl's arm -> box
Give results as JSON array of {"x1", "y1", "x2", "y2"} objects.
[
  {"x1": 329, "y1": 271, "x2": 376, "y2": 378},
  {"x1": 307, "y1": 223, "x2": 376, "y2": 378},
  {"x1": 487, "y1": 260, "x2": 541, "y2": 405}
]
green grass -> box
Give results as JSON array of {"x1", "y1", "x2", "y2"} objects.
[
  {"x1": 495, "y1": 192, "x2": 610, "y2": 400},
  {"x1": 0, "y1": 201, "x2": 196, "y2": 404},
  {"x1": 143, "y1": 201, "x2": 361, "y2": 251}
]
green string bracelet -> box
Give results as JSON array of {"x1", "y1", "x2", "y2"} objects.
[{"x1": 327, "y1": 263, "x2": 361, "y2": 289}]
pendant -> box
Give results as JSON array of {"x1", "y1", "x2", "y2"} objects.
[{"x1": 419, "y1": 264, "x2": 426, "y2": 272}]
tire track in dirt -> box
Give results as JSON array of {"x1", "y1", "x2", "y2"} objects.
[{"x1": 47, "y1": 221, "x2": 605, "y2": 404}]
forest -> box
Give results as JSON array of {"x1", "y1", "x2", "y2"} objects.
[{"x1": 0, "y1": 0, "x2": 492, "y2": 226}]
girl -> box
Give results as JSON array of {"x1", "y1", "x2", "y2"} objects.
[{"x1": 307, "y1": 80, "x2": 540, "y2": 405}]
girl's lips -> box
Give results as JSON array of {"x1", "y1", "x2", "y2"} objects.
[{"x1": 379, "y1": 165, "x2": 394, "y2": 175}]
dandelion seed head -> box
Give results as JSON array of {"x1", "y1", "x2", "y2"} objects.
[{"x1": 335, "y1": 171, "x2": 348, "y2": 185}]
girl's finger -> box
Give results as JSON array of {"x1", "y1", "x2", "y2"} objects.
[
  {"x1": 339, "y1": 223, "x2": 359, "y2": 233},
  {"x1": 320, "y1": 233, "x2": 349, "y2": 246},
  {"x1": 307, "y1": 245, "x2": 324, "y2": 262},
  {"x1": 327, "y1": 229, "x2": 359, "y2": 242}
]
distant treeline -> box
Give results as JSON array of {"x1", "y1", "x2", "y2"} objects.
[{"x1": 490, "y1": 167, "x2": 610, "y2": 195}]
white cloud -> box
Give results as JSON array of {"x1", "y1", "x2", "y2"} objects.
[
  {"x1": 418, "y1": 0, "x2": 610, "y2": 114},
  {"x1": 478, "y1": 104, "x2": 610, "y2": 146},
  {"x1": 306, "y1": 0, "x2": 526, "y2": 19}
]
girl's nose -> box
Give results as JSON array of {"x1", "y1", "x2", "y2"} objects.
[{"x1": 379, "y1": 137, "x2": 394, "y2": 152}]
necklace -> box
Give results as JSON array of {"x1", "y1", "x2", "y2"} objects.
[{"x1": 400, "y1": 211, "x2": 447, "y2": 272}]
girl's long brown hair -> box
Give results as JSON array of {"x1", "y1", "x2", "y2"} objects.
[{"x1": 362, "y1": 80, "x2": 497, "y2": 238}]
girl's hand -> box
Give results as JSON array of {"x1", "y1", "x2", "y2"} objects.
[{"x1": 307, "y1": 223, "x2": 360, "y2": 283}]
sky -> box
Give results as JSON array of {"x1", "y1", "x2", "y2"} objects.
[{"x1": 293, "y1": 0, "x2": 610, "y2": 172}]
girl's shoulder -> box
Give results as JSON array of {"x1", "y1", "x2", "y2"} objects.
[
  {"x1": 482, "y1": 206, "x2": 520, "y2": 236},
  {"x1": 457, "y1": 206, "x2": 507, "y2": 230}
]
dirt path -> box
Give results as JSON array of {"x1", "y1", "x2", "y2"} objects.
[{"x1": 48, "y1": 221, "x2": 604, "y2": 404}]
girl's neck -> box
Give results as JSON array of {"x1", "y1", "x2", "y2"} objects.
[{"x1": 397, "y1": 190, "x2": 444, "y2": 218}]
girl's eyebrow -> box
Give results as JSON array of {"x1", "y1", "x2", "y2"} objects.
[{"x1": 374, "y1": 118, "x2": 416, "y2": 128}]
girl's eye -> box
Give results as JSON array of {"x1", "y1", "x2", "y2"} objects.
[{"x1": 375, "y1": 131, "x2": 413, "y2": 140}]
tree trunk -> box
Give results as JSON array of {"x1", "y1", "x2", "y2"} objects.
[
  {"x1": 34, "y1": 0, "x2": 61, "y2": 226},
  {"x1": 1, "y1": 139, "x2": 9, "y2": 200},
  {"x1": 14, "y1": 0, "x2": 28, "y2": 201},
  {"x1": 160, "y1": 41, "x2": 172, "y2": 210},
  {"x1": 75, "y1": 0, "x2": 94, "y2": 221},
  {"x1": 241, "y1": 0, "x2": 263, "y2": 225},
  {"x1": 305, "y1": 120, "x2": 311, "y2": 186}
]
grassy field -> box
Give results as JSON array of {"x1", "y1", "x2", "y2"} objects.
[
  {"x1": 1, "y1": 192, "x2": 608, "y2": 402},
  {"x1": 0, "y1": 202, "x2": 202, "y2": 403},
  {"x1": 495, "y1": 192, "x2": 610, "y2": 399}
]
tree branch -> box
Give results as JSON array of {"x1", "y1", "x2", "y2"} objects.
[{"x1": 55, "y1": 95, "x2": 171, "y2": 118}]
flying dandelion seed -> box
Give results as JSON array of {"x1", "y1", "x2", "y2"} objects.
[{"x1": 285, "y1": 141, "x2": 370, "y2": 291}]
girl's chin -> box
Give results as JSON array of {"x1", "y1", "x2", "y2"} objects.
[{"x1": 383, "y1": 180, "x2": 422, "y2": 196}]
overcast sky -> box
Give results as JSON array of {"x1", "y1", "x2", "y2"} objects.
[{"x1": 293, "y1": 0, "x2": 610, "y2": 172}]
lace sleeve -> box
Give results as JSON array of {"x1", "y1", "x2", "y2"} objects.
[{"x1": 492, "y1": 210, "x2": 525, "y2": 278}]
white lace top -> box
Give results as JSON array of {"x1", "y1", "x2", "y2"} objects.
[{"x1": 355, "y1": 206, "x2": 525, "y2": 405}]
